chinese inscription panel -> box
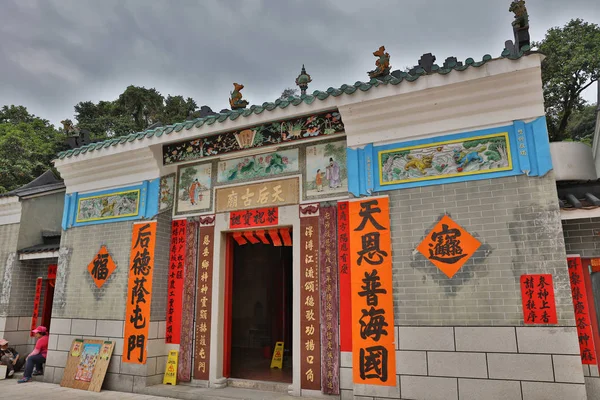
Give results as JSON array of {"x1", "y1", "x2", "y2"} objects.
[
  {"x1": 337, "y1": 201, "x2": 352, "y2": 352},
  {"x1": 166, "y1": 220, "x2": 187, "y2": 344},
  {"x1": 123, "y1": 221, "x2": 157, "y2": 364},
  {"x1": 194, "y1": 223, "x2": 215, "y2": 379},
  {"x1": 567, "y1": 257, "x2": 598, "y2": 364},
  {"x1": 215, "y1": 177, "x2": 299, "y2": 213},
  {"x1": 520, "y1": 274, "x2": 558, "y2": 324},
  {"x1": 229, "y1": 207, "x2": 279, "y2": 229},
  {"x1": 178, "y1": 219, "x2": 198, "y2": 382},
  {"x1": 349, "y1": 197, "x2": 396, "y2": 386}
]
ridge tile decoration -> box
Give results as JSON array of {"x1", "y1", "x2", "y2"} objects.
[
  {"x1": 567, "y1": 257, "x2": 598, "y2": 365},
  {"x1": 349, "y1": 197, "x2": 396, "y2": 386},
  {"x1": 175, "y1": 163, "x2": 212, "y2": 215},
  {"x1": 379, "y1": 133, "x2": 511, "y2": 185},
  {"x1": 87, "y1": 246, "x2": 117, "y2": 289},
  {"x1": 217, "y1": 149, "x2": 299, "y2": 183},
  {"x1": 123, "y1": 221, "x2": 157, "y2": 364},
  {"x1": 76, "y1": 189, "x2": 140, "y2": 223},
  {"x1": 416, "y1": 215, "x2": 480, "y2": 279},
  {"x1": 519, "y1": 274, "x2": 557, "y2": 324},
  {"x1": 194, "y1": 218, "x2": 215, "y2": 380},
  {"x1": 166, "y1": 220, "x2": 187, "y2": 344},
  {"x1": 300, "y1": 205, "x2": 321, "y2": 390},
  {"x1": 162, "y1": 111, "x2": 344, "y2": 165}
]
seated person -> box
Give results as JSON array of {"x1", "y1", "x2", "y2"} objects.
[
  {"x1": 0, "y1": 339, "x2": 24, "y2": 378},
  {"x1": 17, "y1": 326, "x2": 48, "y2": 383}
]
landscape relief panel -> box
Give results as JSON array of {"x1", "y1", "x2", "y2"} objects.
[
  {"x1": 380, "y1": 133, "x2": 512, "y2": 185},
  {"x1": 76, "y1": 190, "x2": 140, "y2": 222},
  {"x1": 217, "y1": 149, "x2": 299, "y2": 183},
  {"x1": 305, "y1": 140, "x2": 348, "y2": 198},
  {"x1": 176, "y1": 163, "x2": 212, "y2": 214}
]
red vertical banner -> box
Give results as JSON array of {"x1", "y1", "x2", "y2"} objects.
[
  {"x1": 123, "y1": 221, "x2": 157, "y2": 364},
  {"x1": 337, "y1": 201, "x2": 352, "y2": 352},
  {"x1": 567, "y1": 256, "x2": 598, "y2": 365},
  {"x1": 178, "y1": 219, "x2": 198, "y2": 382},
  {"x1": 319, "y1": 205, "x2": 339, "y2": 394},
  {"x1": 349, "y1": 197, "x2": 396, "y2": 386},
  {"x1": 194, "y1": 218, "x2": 215, "y2": 380},
  {"x1": 30, "y1": 278, "x2": 43, "y2": 336},
  {"x1": 520, "y1": 274, "x2": 558, "y2": 324},
  {"x1": 300, "y1": 204, "x2": 321, "y2": 390},
  {"x1": 581, "y1": 258, "x2": 600, "y2": 367},
  {"x1": 166, "y1": 219, "x2": 187, "y2": 344}
]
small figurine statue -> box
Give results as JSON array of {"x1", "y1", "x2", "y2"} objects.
[
  {"x1": 368, "y1": 46, "x2": 391, "y2": 79},
  {"x1": 61, "y1": 119, "x2": 76, "y2": 134},
  {"x1": 295, "y1": 65, "x2": 312, "y2": 96},
  {"x1": 229, "y1": 83, "x2": 249, "y2": 110},
  {"x1": 509, "y1": 0, "x2": 529, "y2": 29}
]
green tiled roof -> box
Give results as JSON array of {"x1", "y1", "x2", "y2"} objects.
[{"x1": 57, "y1": 49, "x2": 532, "y2": 160}]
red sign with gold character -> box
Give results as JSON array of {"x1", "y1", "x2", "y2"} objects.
[
  {"x1": 229, "y1": 207, "x2": 278, "y2": 229},
  {"x1": 349, "y1": 197, "x2": 396, "y2": 386},
  {"x1": 166, "y1": 220, "x2": 187, "y2": 344},
  {"x1": 123, "y1": 221, "x2": 157, "y2": 364},
  {"x1": 416, "y1": 215, "x2": 480, "y2": 278},
  {"x1": 520, "y1": 274, "x2": 558, "y2": 324},
  {"x1": 87, "y1": 246, "x2": 117, "y2": 288},
  {"x1": 567, "y1": 257, "x2": 598, "y2": 364}
]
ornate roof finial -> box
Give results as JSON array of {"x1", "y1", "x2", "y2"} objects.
[
  {"x1": 229, "y1": 83, "x2": 249, "y2": 110},
  {"x1": 295, "y1": 64, "x2": 312, "y2": 96},
  {"x1": 368, "y1": 46, "x2": 391, "y2": 79},
  {"x1": 509, "y1": 0, "x2": 530, "y2": 50}
]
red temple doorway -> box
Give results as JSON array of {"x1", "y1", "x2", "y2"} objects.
[{"x1": 223, "y1": 229, "x2": 293, "y2": 383}]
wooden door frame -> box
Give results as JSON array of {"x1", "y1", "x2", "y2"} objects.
[{"x1": 222, "y1": 233, "x2": 234, "y2": 378}]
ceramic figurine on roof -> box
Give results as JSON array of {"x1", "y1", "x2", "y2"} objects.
[
  {"x1": 509, "y1": 0, "x2": 529, "y2": 29},
  {"x1": 295, "y1": 65, "x2": 312, "y2": 96},
  {"x1": 229, "y1": 83, "x2": 249, "y2": 110},
  {"x1": 61, "y1": 119, "x2": 76, "y2": 135},
  {"x1": 368, "y1": 46, "x2": 391, "y2": 79}
]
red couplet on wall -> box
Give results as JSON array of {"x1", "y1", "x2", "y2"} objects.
[
  {"x1": 520, "y1": 274, "x2": 558, "y2": 324},
  {"x1": 166, "y1": 219, "x2": 187, "y2": 344},
  {"x1": 567, "y1": 257, "x2": 598, "y2": 365},
  {"x1": 30, "y1": 278, "x2": 43, "y2": 336},
  {"x1": 337, "y1": 201, "x2": 352, "y2": 352}
]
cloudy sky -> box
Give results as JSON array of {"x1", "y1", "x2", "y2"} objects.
[{"x1": 0, "y1": 0, "x2": 598, "y2": 127}]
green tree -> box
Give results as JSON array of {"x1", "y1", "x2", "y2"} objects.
[
  {"x1": 161, "y1": 95, "x2": 199, "y2": 125},
  {"x1": 280, "y1": 88, "x2": 298, "y2": 99},
  {"x1": 0, "y1": 106, "x2": 64, "y2": 193},
  {"x1": 534, "y1": 19, "x2": 600, "y2": 141},
  {"x1": 115, "y1": 85, "x2": 164, "y2": 131},
  {"x1": 565, "y1": 103, "x2": 597, "y2": 146}
]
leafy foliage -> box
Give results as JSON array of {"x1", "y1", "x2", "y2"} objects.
[
  {"x1": 280, "y1": 88, "x2": 298, "y2": 99},
  {"x1": 534, "y1": 19, "x2": 600, "y2": 141},
  {"x1": 0, "y1": 106, "x2": 65, "y2": 193}
]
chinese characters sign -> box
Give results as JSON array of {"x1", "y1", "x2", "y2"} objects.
[
  {"x1": 300, "y1": 210, "x2": 321, "y2": 390},
  {"x1": 194, "y1": 220, "x2": 215, "y2": 380},
  {"x1": 416, "y1": 215, "x2": 480, "y2": 278},
  {"x1": 229, "y1": 207, "x2": 278, "y2": 229},
  {"x1": 123, "y1": 222, "x2": 157, "y2": 364},
  {"x1": 178, "y1": 219, "x2": 198, "y2": 382},
  {"x1": 337, "y1": 201, "x2": 352, "y2": 352},
  {"x1": 87, "y1": 246, "x2": 117, "y2": 288},
  {"x1": 166, "y1": 220, "x2": 187, "y2": 344},
  {"x1": 520, "y1": 274, "x2": 557, "y2": 324},
  {"x1": 349, "y1": 197, "x2": 396, "y2": 386},
  {"x1": 215, "y1": 177, "x2": 299, "y2": 213},
  {"x1": 567, "y1": 257, "x2": 597, "y2": 364},
  {"x1": 319, "y1": 206, "x2": 340, "y2": 394},
  {"x1": 30, "y1": 278, "x2": 43, "y2": 337}
]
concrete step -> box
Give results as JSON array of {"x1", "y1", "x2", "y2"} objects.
[{"x1": 226, "y1": 378, "x2": 289, "y2": 393}]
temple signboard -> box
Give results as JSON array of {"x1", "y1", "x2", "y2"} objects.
[{"x1": 215, "y1": 177, "x2": 299, "y2": 213}]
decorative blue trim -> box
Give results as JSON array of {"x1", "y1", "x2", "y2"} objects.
[
  {"x1": 63, "y1": 180, "x2": 159, "y2": 230},
  {"x1": 347, "y1": 118, "x2": 553, "y2": 197}
]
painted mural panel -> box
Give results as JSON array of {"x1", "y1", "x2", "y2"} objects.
[
  {"x1": 175, "y1": 163, "x2": 212, "y2": 214},
  {"x1": 305, "y1": 140, "x2": 348, "y2": 198},
  {"x1": 159, "y1": 174, "x2": 175, "y2": 211},
  {"x1": 76, "y1": 190, "x2": 140, "y2": 223},
  {"x1": 217, "y1": 149, "x2": 299, "y2": 183},
  {"x1": 379, "y1": 133, "x2": 512, "y2": 185}
]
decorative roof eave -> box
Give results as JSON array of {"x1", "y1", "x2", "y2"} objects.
[{"x1": 54, "y1": 53, "x2": 542, "y2": 167}]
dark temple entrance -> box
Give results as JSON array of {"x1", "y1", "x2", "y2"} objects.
[{"x1": 227, "y1": 231, "x2": 293, "y2": 383}]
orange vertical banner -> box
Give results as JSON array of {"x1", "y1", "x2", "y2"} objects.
[
  {"x1": 349, "y1": 197, "x2": 396, "y2": 386},
  {"x1": 123, "y1": 221, "x2": 157, "y2": 364}
]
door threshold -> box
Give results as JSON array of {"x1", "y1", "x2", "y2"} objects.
[{"x1": 227, "y1": 378, "x2": 290, "y2": 393}]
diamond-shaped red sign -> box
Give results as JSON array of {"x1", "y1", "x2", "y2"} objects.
[
  {"x1": 416, "y1": 215, "x2": 480, "y2": 278},
  {"x1": 87, "y1": 245, "x2": 117, "y2": 288}
]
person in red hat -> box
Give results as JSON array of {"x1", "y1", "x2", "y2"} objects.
[
  {"x1": 1, "y1": 338, "x2": 24, "y2": 378},
  {"x1": 17, "y1": 326, "x2": 48, "y2": 383}
]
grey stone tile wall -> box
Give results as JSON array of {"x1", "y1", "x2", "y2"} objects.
[
  {"x1": 150, "y1": 211, "x2": 171, "y2": 322},
  {"x1": 562, "y1": 217, "x2": 600, "y2": 257},
  {"x1": 0, "y1": 223, "x2": 20, "y2": 315},
  {"x1": 6, "y1": 258, "x2": 56, "y2": 317},
  {"x1": 382, "y1": 173, "x2": 575, "y2": 326}
]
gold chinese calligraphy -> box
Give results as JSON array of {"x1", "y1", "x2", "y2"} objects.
[{"x1": 215, "y1": 177, "x2": 299, "y2": 213}]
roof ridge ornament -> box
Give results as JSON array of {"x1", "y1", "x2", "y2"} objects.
[
  {"x1": 505, "y1": 0, "x2": 530, "y2": 57},
  {"x1": 229, "y1": 83, "x2": 249, "y2": 110},
  {"x1": 368, "y1": 46, "x2": 391, "y2": 79},
  {"x1": 295, "y1": 64, "x2": 312, "y2": 96}
]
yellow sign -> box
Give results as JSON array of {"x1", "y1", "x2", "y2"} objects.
[
  {"x1": 163, "y1": 350, "x2": 179, "y2": 385},
  {"x1": 270, "y1": 342, "x2": 284, "y2": 369},
  {"x1": 215, "y1": 177, "x2": 299, "y2": 213}
]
